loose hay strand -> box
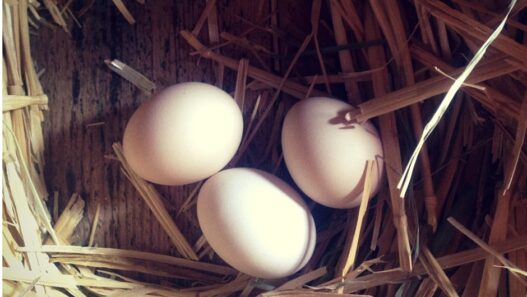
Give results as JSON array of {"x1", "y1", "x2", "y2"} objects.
[
  {"x1": 87, "y1": 202, "x2": 101, "y2": 247},
  {"x1": 329, "y1": 0, "x2": 361, "y2": 104},
  {"x1": 2, "y1": 94, "x2": 48, "y2": 111},
  {"x1": 382, "y1": 0, "x2": 439, "y2": 231},
  {"x1": 112, "y1": 0, "x2": 135, "y2": 24},
  {"x1": 397, "y1": 0, "x2": 518, "y2": 198},
  {"x1": 447, "y1": 217, "x2": 527, "y2": 285},
  {"x1": 191, "y1": 0, "x2": 217, "y2": 36},
  {"x1": 234, "y1": 58, "x2": 249, "y2": 110},
  {"x1": 105, "y1": 59, "x2": 155, "y2": 95},
  {"x1": 113, "y1": 143, "x2": 198, "y2": 260},
  {"x1": 338, "y1": 160, "x2": 376, "y2": 277},
  {"x1": 419, "y1": 246, "x2": 459, "y2": 297},
  {"x1": 180, "y1": 30, "x2": 329, "y2": 100},
  {"x1": 272, "y1": 267, "x2": 328, "y2": 292},
  {"x1": 21, "y1": 244, "x2": 236, "y2": 275},
  {"x1": 342, "y1": 237, "x2": 527, "y2": 292},
  {"x1": 365, "y1": 5, "x2": 413, "y2": 272},
  {"x1": 502, "y1": 91, "x2": 527, "y2": 193}
]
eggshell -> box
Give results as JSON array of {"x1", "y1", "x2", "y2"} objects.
[
  {"x1": 197, "y1": 168, "x2": 316, "y2": 279},
  {"x1": 123, "y1": 82, "x2": 243, "y2": 185},
  {"x1": 281, "y1": 97, "x2": 384, "y2": 209}
]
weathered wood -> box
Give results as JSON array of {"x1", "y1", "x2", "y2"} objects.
[{"x1": 32, "y1": 0, "x2": 269, "y2": 257}]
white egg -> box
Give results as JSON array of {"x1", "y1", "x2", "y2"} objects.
[
  {"x1": 281, "y1": 97, "x2": 384, "y2": 209},
  {"x1": 197, "y1": 168, "x2": 316, "y2": 279},
  {"x1": 123, "y1": 82, "x2": 243, "y2": 185}
]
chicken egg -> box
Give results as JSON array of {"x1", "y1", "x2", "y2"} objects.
[
  {"x1": 123, "y1": 82, "x2": 243, "y2": 185},
  {"x1": 197, "y1": 168, "x2": 316, "y2": 279},
  {"x1": 281, "y1": 97, "x2": 384, "y2": 208}
]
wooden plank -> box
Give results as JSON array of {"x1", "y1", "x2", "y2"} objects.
[
  {"x1": 32, "y1": 0, "x2": 267, "y2": 258},
  {"x1": 26, "y1": 2, "x2": 363, "y2": 291}
]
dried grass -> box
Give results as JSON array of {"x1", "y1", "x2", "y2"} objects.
[
  {"x1": 111, "y1": 0, "x2": 135, "y2": 24},
  {"x1": 112, "y1": 143, "x2": 198, "y2": 261},
  {"x1": 105, "y1": 59, "x2": 156, "y2": 95},
  {"x1": 4, "y1": 0, "x2": 527, "y2": 296}
]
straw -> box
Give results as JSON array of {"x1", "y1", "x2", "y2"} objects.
[
  {"x1": 337, "y1": 160, "x2": 376, "y2": 277},
  {"x1": 341, "y1": 236, "x2": 527, "y2": 292},
  {"x1": 502, "y1": 92, "x2": 527, "y2": 194},
  {"x1": 180, "y1": 31, "x2": 329, "y2": 100},
  {"x1": 397, "y1": 0, "x2": 518, "y2": 198},
  {"x1": 365, "y1": 5, "x2": 413, "y2": 272},
  {"x1": 7, "y1": 0, "x2": 527, "y2": 295},
  {"x1": 447, "y1": 218, "x2": 527, "y2": 285},
  {"x1": 3, "y1": 94, "x2": 47, "y2": 111},
  {"x1": 329, "y1": 0, "x2": 360, "y2": 104},
  {"x1": 191, "y1": 0, "x2": 217, "y2": 36},
  {"x1": 104, "y1": 59, "x2": 155, "y2": 95},
  {"x1": 113, "y1": 143, "x2": 198, "y2": 260},
  {"x1": 87, "y1": 203, "x2": 101, "y2": 247},
  {"x1": 112, "y1": 0, "x2": 135, "y2": 24}
]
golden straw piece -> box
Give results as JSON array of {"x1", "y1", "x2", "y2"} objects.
[
  {"x1": 447, "y1": 217, "x2": 527, "y2": 285},
  {"x1": 105, "y1": 59, "x2": 155, "y2": 95},
  {"x1": 347, "y1": 55, "x2": 519, "y2": 123},
  {"x1": 377, "y1": 0, "x2": 439, "y2": 232},
  {"x1": 364, "y1": 5, "x2": 413, "y2": 272},
  {"x1": 180, "y1": 30, "x2": 329, "y2": 100},
  {"x1": 3, "y1": 94, "x2": 47, "y2": 111},
  {"x1": 234, "y1": 58, "x2": 249, "y2": 110},
  {"x1": 397, "y1": 0, "x2": 518, "y2": 200},
  {"x1": 329, "y1": 0, "x2": 360, "y2": 104},
  {"x1": 341, "y1": 236, "x2": 527, "y2": 292},
  {"x1": 20, "y1": 245, "x2": 235, "y2": 275},
  {"x1": 112, "y1": 0, "x2": 135, "y2": 24},
  {"x1": 191, "y1": 0, "x2": 217, "y2": 36},
  {"x1": 113, "y1": 143, "x2": 198, "y2": 260},
  {"x1": 87, "y1": 202, "x2": 101, "y2": 247},
  {"x1": 337, "y1": 160, "x2": 376, "y2": 277},
  {"x1": 418, "y1": 246, "x2": 459, "y2": 297},
  {"x1": 419, "y1": 0, "x2": 527, "y2": 69}
]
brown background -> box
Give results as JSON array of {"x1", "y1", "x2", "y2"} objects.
[{"x1": 33, "y1": 0, "x2": 294, "y2": 256}]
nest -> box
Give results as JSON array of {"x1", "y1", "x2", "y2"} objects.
[{"x1": 3, "y1": 0, "x2": 527, "y2": 296}]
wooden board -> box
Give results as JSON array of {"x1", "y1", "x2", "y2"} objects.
[{"x1": 32, "y1": 0, "x2": 271, "y2": 256}]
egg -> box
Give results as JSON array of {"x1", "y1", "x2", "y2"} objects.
[
  {"x1": 197, "y1": 168, "x2": 316, "y2": 279},
  {"x1": 281, "y1": 97, "x2": 384, "y2": 209},
  {"x1": 123, "y1": 82, "x2": 243, "y2": 185}
]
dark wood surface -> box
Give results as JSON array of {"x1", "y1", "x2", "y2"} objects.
[{"x1": 33, "y1": 0, "x2": 279, "y2": 256}]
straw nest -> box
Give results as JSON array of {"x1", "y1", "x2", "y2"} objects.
[{"x1": 3, "y1": 0, "x2": 527, "y2": 296}]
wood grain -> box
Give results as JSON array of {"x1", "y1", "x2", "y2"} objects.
[{"x1": 32, "y1": 0, "x2": 270, "y2": 257}]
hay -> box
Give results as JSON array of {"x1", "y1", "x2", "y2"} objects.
[
  {"x1": 3, "y1": 0, "x2": 527, "y2": 296},
  {"x1": 104, "y1": 59, "x2": 156, "y2": 95}
]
